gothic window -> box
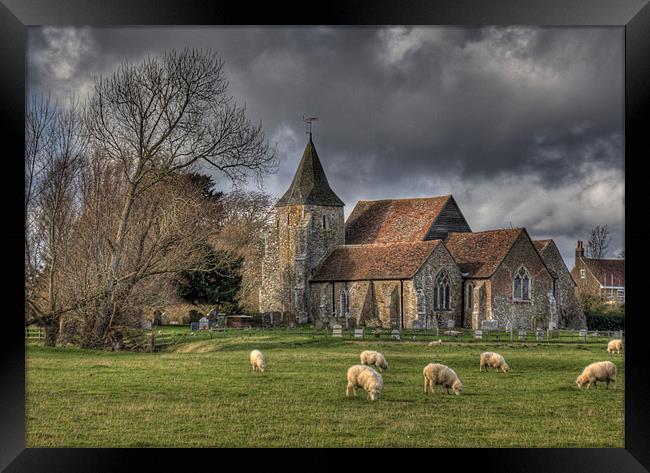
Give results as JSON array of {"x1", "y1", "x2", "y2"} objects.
[
  {"x1": 416, "y1": 288, "x2": 426, "y2": 316},
  {"x1": 513, "y1": 266, "x2": 531, "y2": 301},
  {"x1": 433, "y1": 270, "x2": 451, "y2": 310},
  {"x1": 340, "y1": 289, "x2": 349, "y2": 317}
]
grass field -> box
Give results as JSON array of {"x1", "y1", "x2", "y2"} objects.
[{"x1": 26, "y1": 331, "x2": 624, "y2": 447}]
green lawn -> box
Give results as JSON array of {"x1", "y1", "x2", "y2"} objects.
[{"x1": 26, "y1": 331, "x2": 624, "y2": 447}]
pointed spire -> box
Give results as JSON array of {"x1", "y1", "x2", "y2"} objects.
[{"x1": 276, "y1": 138, "x2": 344, "y2": 207}]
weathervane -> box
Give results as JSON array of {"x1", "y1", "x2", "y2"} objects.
[{"x1": 303, "y1": 115, "x2": 318, "y2": 140}]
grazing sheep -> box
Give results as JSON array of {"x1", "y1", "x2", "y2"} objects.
[
  {"x1": 428, "y1": 339, "x2": 443, "y2": 346},
  {"x1": 607, "y1": 339, "x2": 623, "y2": 354},
  {"x1": 479, "y1": 351, "x2": 510, "y2": 373},
  {"x1": 423, "y1": 363, "x2": 463, "y2": 396},
  {"x1": 346, "y1": 365, "x2": 383, "y2": 401},
  {"x1": 576, "y1": 361, "x2": 617, "y2": 389},
  {"x1": 360, "y1": 350, "x2": 389, "y2": 371},
  {"x1": 249, "y1": 349, "x2": 266, "y2": 372}
]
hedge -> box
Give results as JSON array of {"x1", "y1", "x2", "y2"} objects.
[{"x1": 585, "y1": 312, "x2": 625, "y2": 331}]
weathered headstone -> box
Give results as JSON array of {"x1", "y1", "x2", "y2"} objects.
[
  {"x1": 332, "y1": 324, "x2": 342, "y2": 337},
  {"x1": 519, "y1": 329, "x2": 527, "y2": 341},
  {"x1": 446, "y1": 319, "x2": 455, "y2": 329},
  {"x1": 190, "y1": 322, "x2": 199, "y2": 332},
  {"x1": 354, "y1": 328, "x2": 364, "y2": 339},
  {"x1": 535, "y1": 330, "x2": 544, "y2": 341},
  {"x1": 391, "y1": 329, "x2": 401, "y2": 340},
  {"x1": 474, "y1": 329, "x2": 483, "y2": 340},
  {"x1": 481, "y1": 319, "x2": 498, "y2": 331},
  {"x1": 198, "y1": 317, "x2": 209, "y2": 330},
  {"x1": 579, "y1": 329, "x2": 587, "y2": 340},
  {"x1": 314, "y1": 319, "x2": 324, "y2": 330}
]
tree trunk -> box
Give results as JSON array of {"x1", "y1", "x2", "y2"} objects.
[
  {"x1": 44, "y1": 321, "x2": 59, "y2": 347},
  {"x1": 92, "y1": 182, "x2": 138, "y2": 344}
]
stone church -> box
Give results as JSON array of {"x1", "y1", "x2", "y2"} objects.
[{"x1": 260, "y1": 136, "x2": 583, "y2": 330}]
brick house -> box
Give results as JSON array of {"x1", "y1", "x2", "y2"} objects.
[
  {"x1": 260, "y1": 136, "x2": 585, "y2": 330},
  {"x1": 571, "y1": 240, "x2": 625, "y2": 304}
]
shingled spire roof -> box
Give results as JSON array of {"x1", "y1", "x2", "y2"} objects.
[{"x1": 275, "y1": 137, "x2": 344, "y2": 207}]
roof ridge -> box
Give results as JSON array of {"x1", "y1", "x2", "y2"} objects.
[
  {"x1": 338, "y1": 240, "x2": 441, "y2": 248},
  {"x1": 356, "y1": 195, "x2": 451, "y2": 204}
]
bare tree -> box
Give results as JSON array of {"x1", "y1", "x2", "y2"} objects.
[
  {"x1": 82, "y1": 48, "x2": 277, "y2": 346},
  {"x1": 586, "y1": 225, "x2": 612, "y2": 259},
  {"x1": 210, "y1": 190, "x2": 274, "y2": 311},
  {"x1": 25, "y1": 96, "x2": 88, "y2": 345}
]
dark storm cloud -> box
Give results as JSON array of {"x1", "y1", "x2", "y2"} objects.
[{"x1": 27, "y1": 26, "x2": 624, "y2": 264}]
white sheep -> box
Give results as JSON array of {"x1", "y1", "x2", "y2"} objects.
[
  {"x1": 423, "y1": 363, "x2": 463, "y2": 396},
  {"x1": 428, "y1": 339, "x2": 443, "y2": 346},
  {"x1": 607, "y1": 339, "x2": 623, "y2": 354},
  {"x1": 360, "y1": 350, "x2": 389, "y2": 371},
  {"x1": 249, "y1": 349, "x2": 266, "y2": 372},
  {"x1": 576, "y1": 361, "x2": 617, "y2": 389},
  {"x1": 479, "y1": 351, "x2": 510, "y2": 373},
  {"x1": 346, "y1": 365, "x2": 383, "y2": 401}
]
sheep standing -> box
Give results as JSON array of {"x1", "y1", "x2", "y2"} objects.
[
  {"x1": 249, "y1": 349, "x2": 266, "y2": 372},
  {"x1": 479, "y1": 351, "x2": 510, "y2": 373},
  {"x1": 423, "y1": 363, "x2": 463, "y2": 396},
  {"x1": 576, "y1": 361, "x2": 617, "y2": 389},
  {"x1": 346, "y1": 365, "x2": 383, "y2": 401},
  {"x1": 360, "y1": 350, "x2": 389, "y2": 371},
  {"x1": 607, "y1": 339, "x2": 623, "y2": 354}
]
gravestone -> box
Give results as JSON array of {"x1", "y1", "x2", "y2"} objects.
[
  {"x1": 198, "y1": 317, "x2": 209, "y2": 330},
  {"x1": 481, "y1": 319, "x2": 498, "y2": 332},
  {"x1": 332, "y1": 324, "x2": 342, "y2": 337},
  {"x1": 314, "y1": 319, "x2": 324, "y2": 330},
  {"x1": 548, "y1": 328, "x2": 559, "y2": 339},
  {"x1": 578, "y1": 329, "x2": 587, "y2": 340},
  {"x1": 535, "y1": 330, "x2": 544, "y2": 341},
  {"x1": 412, "y1": 319, "x2": 424, "y2": 330},
  {"x1": 209, "y1": 320, "x2": 217, "y2": 330},
  {"x1": 391, "y1": 329, "x2": 401, "y2": 340},
  {"x1": 354, "y1": 328, "x2": 364, "y2": 339},
  {"x1": 519, "y1": 329, "x2": 527, "y2": 341},
  {"x1": 474, "y1": 330, "x2": 483, "y2": 340},
  {"x1": 446, "y1": 319, "x2": 455, "y2": 329},
  {"x1": 141, "y1": 321, "x2": 152, "y2": 330},
  {"x1": 190, "y1": 322, "x2": 199, "y2": 332}
]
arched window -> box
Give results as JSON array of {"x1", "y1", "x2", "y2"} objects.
[
  {"x1": 416, "y1": 288, "x2": 426, "y2": 316},
  {"x1": 322, "y1": 214, "x2": 327, "y2": 230},
  {"x1": 513, "y1": 266, "x2": 531, "y2": 301},
  {"x1": 340, "y1": 289, "x2": 349, "y2": 317},
  {"x1": 434, "y1": 270, "x2": 451, "y2": 310}
]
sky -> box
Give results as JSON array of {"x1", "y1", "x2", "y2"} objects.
[{"x1": 27, "y1": 26, "x2": 624, "y2": 266}]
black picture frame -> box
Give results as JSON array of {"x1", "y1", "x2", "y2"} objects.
[{"x1": 1, "y1": 1, "x2": 648, "y2": 471}]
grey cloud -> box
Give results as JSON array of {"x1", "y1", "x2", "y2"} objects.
[{"x1": 27, "y1": 25, "x2": 624, "y2": 266}]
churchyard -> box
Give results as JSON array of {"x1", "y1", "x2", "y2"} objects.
[{"x1": 26, "y1": 328, "x2": 624, "y2": 448}]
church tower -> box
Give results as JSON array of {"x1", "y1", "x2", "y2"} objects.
[{"x1": 260, "y1": 134, "x2": 345, "y2": 323}]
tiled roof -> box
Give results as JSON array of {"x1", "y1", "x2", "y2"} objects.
[
  {"x1": 345, "y1": 196, "x2": 451, "y2": 244},
  {"x1": 444, "y1": 228, "x2": 523, "y2": 278},
  {"x1": 583, "y1": 258, "x2": 625, "y2": 287},
  {"x1": 310, "y1": 240, "x2": 442, "y2": 282},
  {"x1": 276, "y1": 138, "x2": 344, "y2": 207},
  {"x1": 533, "y1": 240, "x2": 552, "y2": 254}
]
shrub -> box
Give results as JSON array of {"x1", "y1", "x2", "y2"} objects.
[{"x1": 585, "y1": 312, "x2": 624, "y2": 331}]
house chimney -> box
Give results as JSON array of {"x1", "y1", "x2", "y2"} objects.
[{"x1": 575, "y1": 240, "x2": 585, "y2": 263}]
